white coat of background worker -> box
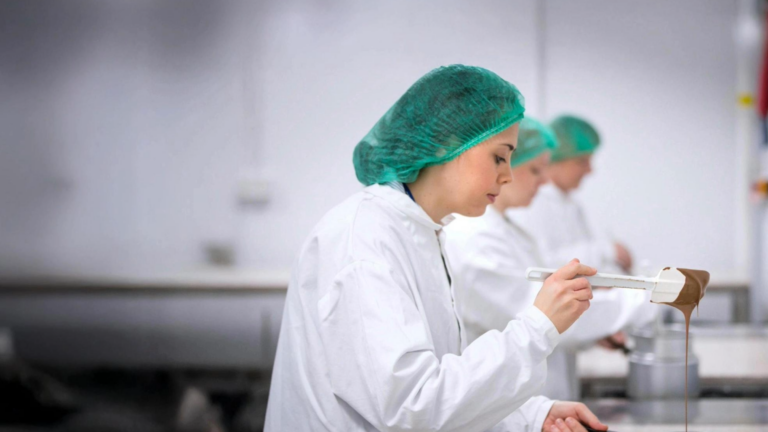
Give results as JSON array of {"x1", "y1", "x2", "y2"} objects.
[
  {"x1": 515, "y1": 115, "x2": 631, "y2": 275},
  {"x1": 445, "y1": 117, "x2": 658, "y2": 401}
]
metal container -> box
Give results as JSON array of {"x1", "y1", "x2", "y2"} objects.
[{"x1": 627, "y1": 325, "x2": 699, "y2": 399}]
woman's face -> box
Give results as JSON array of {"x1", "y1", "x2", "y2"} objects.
[
  {"x1": 549, "y1": 154, "x2": 593, "y2": 192},
  {"x1": 496, "y1": 152, "x2": 551, "y2": 209},
  {"x1": 437, "y1": 124, "x2": 518, "y2": 217}
]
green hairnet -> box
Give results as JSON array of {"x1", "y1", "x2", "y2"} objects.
[
  {"x1": 353, "y1": 65, "x2": 525, "y2": 185},
  {"x1": 510, "y1": 117, "x2": 558, "y2": 168},
  {"x1": 549, "y1": 115, "x2": 600, "y2": 163}
]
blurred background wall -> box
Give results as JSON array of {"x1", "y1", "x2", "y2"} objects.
[
  {"x1": 0, "y1": 0, "x2": 746, "y2": 275},
  {"x1": 0, "y1": 0, "x2": 763, "y2": 366}
]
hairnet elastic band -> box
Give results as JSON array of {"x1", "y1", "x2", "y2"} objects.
[{"x1": 433, "y1": 113, "x2": 525, "y2": 167}]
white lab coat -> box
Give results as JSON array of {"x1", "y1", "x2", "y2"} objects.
[
  {"x1": 515, "y1": 184, "x2": 621, "y2": 273},
  {"x1": 265, "y1": 184, "x2": 561, "y2": 432},
  {"x1": 445, "y1": 206, "x2": 658, "y2": 401}
]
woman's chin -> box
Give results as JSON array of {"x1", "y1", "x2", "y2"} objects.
[
  {"x1": 457, "y1": 204, "x2": 489, "y2": 218},
  {"x1": 521, "y1": 196, "x2": 535, "y2": 207}
]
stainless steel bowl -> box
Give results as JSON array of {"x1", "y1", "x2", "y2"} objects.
[{"x1": 627, "y1": 325, "x2": 699, "y2": 399}]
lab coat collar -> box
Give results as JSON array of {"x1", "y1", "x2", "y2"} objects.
[
  {"x1": 490, "y1": 205, "x2": 531, "y2": 236},
  {"x1": 483, "y1": 204, "x2": 508, "y2": 228},
  {"x1": 503, "y1": 206, "x2": 530, "y2": 226},
  {"x1": 541, "y1": 183, "x2": 571, "y2": 202},
  {"x1": 367, "y1": 184, "x2": 455, "y2": 231}
]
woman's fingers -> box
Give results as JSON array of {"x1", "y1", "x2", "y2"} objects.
[
  {"x1": 553, "y1": 259, "x2": 597, "y2": 280},
  {"x1": 574, "y1": 403, "x2": 609, "y2": 430}
]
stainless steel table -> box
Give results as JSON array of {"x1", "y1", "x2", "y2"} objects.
[{"x1": 584, "y1": 398, "x2": 768, "y2": 431}]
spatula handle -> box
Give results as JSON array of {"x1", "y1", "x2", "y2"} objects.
[{"x1": 525, "y1": 267, "x2": 655, "y2": 291}]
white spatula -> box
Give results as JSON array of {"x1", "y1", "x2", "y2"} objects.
[{"x1": 525, "y1": 267, "x2": 686, "y2": 303}]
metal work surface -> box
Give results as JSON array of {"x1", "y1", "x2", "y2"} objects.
[{"x1": 584, "y1": 398, "x2": 768, "y2": 431}]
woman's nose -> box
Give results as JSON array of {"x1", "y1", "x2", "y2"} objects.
[{"x1": 499, "y1": 163, "x2": 513, "y2": 184}]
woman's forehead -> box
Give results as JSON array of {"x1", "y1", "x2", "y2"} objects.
[{"x1": 494, "y1": 125, "x2": 519, "y2": 148}]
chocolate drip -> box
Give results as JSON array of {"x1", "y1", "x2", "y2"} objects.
[{"x1": 660, "y1": 268, "x2": 709, "y2": 432}]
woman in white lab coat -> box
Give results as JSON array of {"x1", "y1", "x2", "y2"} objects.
[
  {"x1": 514, "y1": 115, "x2": 632, "y2": 274},
  {"x1": 445, "y1": 118, "x2": 657, "y2": 401},
  {"x1": 265, "y1": 66, "x2": 608, "y2": 432}
]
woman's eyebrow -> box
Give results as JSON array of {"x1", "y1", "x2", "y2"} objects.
[{"x1": 503, "y1": 144, "x2": 516, "y2": 152}]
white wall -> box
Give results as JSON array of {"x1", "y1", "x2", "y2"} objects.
[
  {"x1": 544, "y1": 0, "x2": 741, "y2": 275},
  {"x1": 1, "y1": 0, "x2": 545, "y2": 274},
  {"x1": 0, "y1": 1, "x2": 263, "y2": 274},
  {"x1": 1, "y1": 0, "x2": 745, "y2": 277},
  {"x1": 241, "y1": 0, "x2": 542, "y2": 268}
]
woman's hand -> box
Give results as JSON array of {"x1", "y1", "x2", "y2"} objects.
[
  {"x1": 533, "y1": 259, "x2": 596, "y2": 333},
  {"x1": 597, "y1": 331, "x2": 627, "y2": 351},
  {"x1": 614, "y1": 242, "x2": 632, "y2": 272},
  {"x1": 542, "y1": 401, "x2": 608, "y2": 432}
]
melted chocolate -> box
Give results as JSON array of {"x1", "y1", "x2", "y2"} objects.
[{"x1": 660, "y1": 268, "x2": 709, "y2": 432}]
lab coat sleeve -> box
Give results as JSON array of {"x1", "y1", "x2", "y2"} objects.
[
  {"x1": 558, "y1": 289, "x2": 659, "y2": 350},
  {"x1": 317, "y1": 260, "x2": 561, "y2": 432},
  {"x1": 456, "y1": 250, "x2": 540, "y2": 340},
  {"x1": 489, "y1": 396, "x2": 554, "y2": 432}
]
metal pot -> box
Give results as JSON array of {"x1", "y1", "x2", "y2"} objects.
[{"x1": 627, "y1": 325, "x2": 699, "y2": 399}]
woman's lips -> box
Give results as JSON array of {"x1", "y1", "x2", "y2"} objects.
[{"x1": 487, "y1": 194, "x2": 497, "y2": 203}]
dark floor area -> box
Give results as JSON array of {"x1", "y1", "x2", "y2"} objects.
[{"x1": 0, "y1": 363, "x2": 271, "y2": 432}]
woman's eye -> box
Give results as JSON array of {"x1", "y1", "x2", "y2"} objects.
[
  {"x1": 495, "y1": 155, "x2": 506, "y2": 164},
  {"x1": 531, "y1": 167, "x2": 540, "y2": 175}
]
